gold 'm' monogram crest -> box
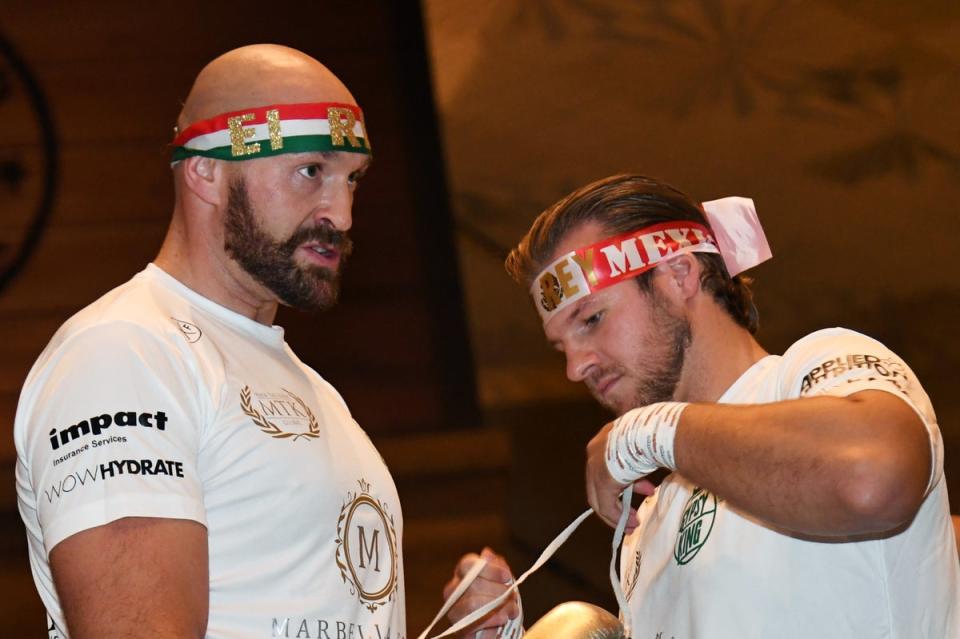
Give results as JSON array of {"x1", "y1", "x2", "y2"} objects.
[{"x1": 335, "y1": 479, "x2": 399, "y2": 612}]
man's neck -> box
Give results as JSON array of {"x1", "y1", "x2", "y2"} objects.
[
  {"x1": 154, "y1": 222, "x2": 280, "y2": 325},
  {"x1": 674, "y1": 304, "x2": 769, "y2": 403}
]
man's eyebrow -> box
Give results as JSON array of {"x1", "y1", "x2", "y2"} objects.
[
  {"x1": 567, "y1": 298, "x2": 590, "y2": 323},
  {"x1": 321, "y1": 151, "x2": 373, "y2": 172}
]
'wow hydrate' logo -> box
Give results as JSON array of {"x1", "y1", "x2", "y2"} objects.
[{"x1": 44, "y1": 458, "x2": 185, "y2": 504}]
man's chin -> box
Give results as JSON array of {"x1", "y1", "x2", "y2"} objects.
[
  {"x1": 590, "y1": 389, "x2": 626, "y2": 416},
  {"x1": 275, "y1": 279, "x2": 340, "y2": 313},
  {"x1": 283, "y1": 292, "x2": 338, "y2": 313}
]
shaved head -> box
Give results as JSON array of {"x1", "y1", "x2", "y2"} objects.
[
  {"x1": 158, "y1": 44, "x2": 368, "y2": 323},
  {"x1": 178, "y1": 44, "x2": 357, "y2": 131}
]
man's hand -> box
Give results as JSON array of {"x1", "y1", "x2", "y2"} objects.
[
  {"x1": 586, "y1": 421, "x2": 655, "y2": 531},
  {"x1": 443, "y1": 548, "x2": 519, "y2": 638}
]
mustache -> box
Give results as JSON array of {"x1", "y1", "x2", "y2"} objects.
[
  {"x1": 586, "y1": 368, "x2": 617, "y2": 390},
  {"x1": 284, "y1": 225, "x2": 354, "y2": 257}
]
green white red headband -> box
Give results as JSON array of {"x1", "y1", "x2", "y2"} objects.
[
  {"x1": 531, "y1": 197, "x2": 772, "y2": 324},
  {"x1": 171, "y1": 102, "x2": 371, "y2": 163}
]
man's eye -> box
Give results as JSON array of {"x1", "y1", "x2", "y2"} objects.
[
  {"x1": 584, "y1": 311, "x2": 603, "y2": 328},
  {"x1": 298, "y1": 165, "x2": 321, "y2": 178},
  {"x1": 348, "y1": 171, "x2": 365, "y2": 188}
]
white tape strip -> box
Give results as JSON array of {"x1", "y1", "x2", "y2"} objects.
[
  {"x1": 609, "y1": 488, "x2": 634, "y2": 638},
  {"x1": 417, "y1": 559, "x2": 489, "y2": 639},
  {"x1": 418, "y1": 508, "x2": 594, "y2": 639}
]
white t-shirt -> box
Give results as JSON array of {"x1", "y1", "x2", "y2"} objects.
[
  {"x1": 620, "y1": 328, "x2": 959, "y2": 639},
  {"x1": 15, "y1": 264, "x2": 406, "y2": 639}
]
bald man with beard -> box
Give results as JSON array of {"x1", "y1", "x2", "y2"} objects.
[{"x1": 14, "y1": 45, "x2": 404, "y2": 638}]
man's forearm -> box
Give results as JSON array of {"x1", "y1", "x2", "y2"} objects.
[{"x1": 673, "y1": 390, "x2": 931, "y2": 537}]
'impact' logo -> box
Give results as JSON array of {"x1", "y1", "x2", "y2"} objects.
[{"x1": 49, "y1": 410, "x2": 167, "y2": 450}]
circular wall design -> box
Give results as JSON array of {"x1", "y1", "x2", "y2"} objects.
[{"x1": 0, "y1": 32, "x2": 58, "y2": 294}]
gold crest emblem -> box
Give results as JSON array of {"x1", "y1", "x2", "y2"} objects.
[
  {"x1": 539, "y1": 271, "x2": 563, "y2": 312},
  {"x1": 240, "y1": 386, "x2": 320, "y2": 441},
  {"x1": 335, "y1": 479, "x2": 399, "y2": 612}
]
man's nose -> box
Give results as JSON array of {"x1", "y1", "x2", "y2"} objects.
[
  {"x1": 314, "y1": 181, "x2": 353, "y2": 232},
  {"x1": 566, "y1": 345, "x2": 598, "y2": 383}
]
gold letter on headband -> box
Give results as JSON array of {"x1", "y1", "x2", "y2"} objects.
[
  {"x1": 327, "y1": 107, "x2": 361, "y2": 148},
  {"x1": 228, "y1": 113, "x2": 260, "y2": 157},
  {"x1": 266, "y1": 109, "x2": 283, "y2": 151},
  {"x1": 555, "y1": 258, "x2": 581, "y2": 298},
  {"x1": 571, "y1": 249, "x2": 598, "y2": 287}
]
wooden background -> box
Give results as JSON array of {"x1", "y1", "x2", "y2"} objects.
[
  {"x1": 0, "y1": 2, "x2": 495, "y2": 635},
  {"x1": 2, "y1": 1, "x2": 959, "y2": 636}
]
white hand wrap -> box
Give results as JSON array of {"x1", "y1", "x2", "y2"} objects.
[{"x1": 605, "y1": 402, "x2": 688, "y2": 484}]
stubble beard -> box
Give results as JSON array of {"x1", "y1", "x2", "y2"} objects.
[
  {"x1": 598, "y1": 290, "x2": 692, "y2": 416},
  {"x1": 223, "y1": 177, "x2": 353, "y2": 312}
]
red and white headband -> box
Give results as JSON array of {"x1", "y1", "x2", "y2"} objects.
[
  {"x1": 171, "y1": 102, "x2": 371, "y2": 163},
  {"x1": 531, "y1": 197, "x2": 772, "y2": 324}
]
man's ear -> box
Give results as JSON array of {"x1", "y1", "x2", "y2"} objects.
[
  {"x1": 662, "y1": 253, "x2": 701, "y2": 301},
  {"x1": 181, "y1": 156, "x2": 224, "y2": 206}
]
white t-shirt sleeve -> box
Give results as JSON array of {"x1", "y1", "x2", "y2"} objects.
[
  {"x1": 778, "y1": 327, "x2": 942, "y2": 493},
  {"x1": 19, "y1": 321, "x2": 207, "y2": 552}
]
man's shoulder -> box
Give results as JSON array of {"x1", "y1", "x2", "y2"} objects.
[
  {"x1": 37, "y1": 269, "x2": 194, "y2": 373},
  {"x1": 779, "y1": 327, "x2": 923, "y2": 400},
  {"x1": 781, "y1": 327, "x2": 888, "y2": 362}
]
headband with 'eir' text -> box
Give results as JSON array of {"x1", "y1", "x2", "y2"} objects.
[{"x1": 171, "y1": 102, "x2": 371, "y2": 163}]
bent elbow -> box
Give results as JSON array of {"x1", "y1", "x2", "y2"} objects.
[{"x1": 837, "y1": 450, "x2": 928, "y2": 534}]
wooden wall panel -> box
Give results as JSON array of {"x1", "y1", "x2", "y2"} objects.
[
  {"x1": 0, "y1": 0, "x2": 479, "y2": 476},
  {"x1": 0, "y1": 225, "x2": 168, "y2": 313}
]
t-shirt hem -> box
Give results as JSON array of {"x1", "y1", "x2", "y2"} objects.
[{"x1": 44, "y1": 494, "x2": 207, "y2": 553}]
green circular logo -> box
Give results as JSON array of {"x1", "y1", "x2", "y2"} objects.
[{"x1": 674, "y1": 487, "x2": 718, "y2": 565}]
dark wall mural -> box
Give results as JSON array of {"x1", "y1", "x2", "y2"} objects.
[{"x1": 0, "y1": 31, "x2": 58, "y2": 294}]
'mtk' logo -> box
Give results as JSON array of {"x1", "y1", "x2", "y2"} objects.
[{"x1": 240, "y1": 386, "x2": 320, "y2": 441}]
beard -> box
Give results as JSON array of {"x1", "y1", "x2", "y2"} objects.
[
  {"x1": 592, "y1": 288, "x2": 692, "y2": 415},
  {"x1": 223, "y1": 177, "x2": 353, "y2": 312},
  {"x1": 628, "y1": 291, "x2": 691, "y2": 407}
]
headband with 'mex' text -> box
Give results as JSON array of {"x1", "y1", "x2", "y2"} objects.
[{"x1": 531, "y1": 197, "x2": 771, "y2": 325}]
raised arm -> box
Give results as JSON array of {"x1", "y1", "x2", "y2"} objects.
[
  {"x1": 587, "y1": 389, "x2": 931, "y2": 538},
  {"x1": 51, "y1": 517, "x2": 208, "y2": 638}
]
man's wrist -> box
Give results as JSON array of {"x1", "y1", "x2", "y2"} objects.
[{"x1": 605, "y1": 402, "x2": 688, "y2": 484}]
